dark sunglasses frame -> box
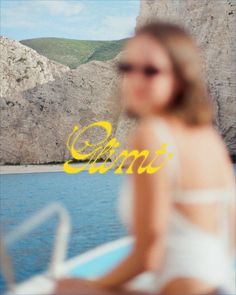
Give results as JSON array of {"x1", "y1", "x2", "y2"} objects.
[{"x1": 116, "y1": 61, "x2": 161, "y2": 77}]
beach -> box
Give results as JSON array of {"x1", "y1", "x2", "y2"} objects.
[
  {"x1": 0, "y1": 162, "x2": 113, "y2": 174},
  {"x1": 1, "y1": 161, "x2": 235, "y2": 175}
]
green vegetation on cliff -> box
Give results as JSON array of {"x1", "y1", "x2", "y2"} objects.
[{"x1": 20, "y1": 37, "x2": 128, "y2": 69}]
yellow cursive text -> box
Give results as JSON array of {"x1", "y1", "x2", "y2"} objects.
[{"x1": 63, "y1": 121, "x2": 172, "y2": 174}]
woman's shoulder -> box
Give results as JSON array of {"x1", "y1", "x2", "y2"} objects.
[
  {"x1": 126, "y1": 117, "x2": 163, "y2": 151},
  {"x1": 127, "y1": 115, "x2": 195, "y2": 154},
  {"x1": 127, "y1": 115, "x2": 231, "y2": 163}
]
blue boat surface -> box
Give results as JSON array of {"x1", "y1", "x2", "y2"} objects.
[{"x1": 64, "y1": 236, "x2": 133, "y2": 278}]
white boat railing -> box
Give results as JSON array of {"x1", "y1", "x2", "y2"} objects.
[{"x1": 0, "y1": 202, "x2": 71, "y2": 291}]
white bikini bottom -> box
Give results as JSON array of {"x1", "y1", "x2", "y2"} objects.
[{"x1": 123, "y1": 210, "x2": 235, "y2": 294}]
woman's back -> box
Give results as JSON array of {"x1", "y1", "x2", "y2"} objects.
[
  {"x1": 155, "y1": 117, "x2": 235, "y2": 235},
  {"x1": 172, "y1": 122, "x2": 234, "y2": 188},
  {"x1": 119, "y1": 116, "x2": 236, "y2": 294}
]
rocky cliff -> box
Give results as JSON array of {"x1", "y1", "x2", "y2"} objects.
[
  {"x1": 1, "y1": 0, "x2": 235, "y2": 165},
  {"x1": 0, "y1": 36, "x2": 70, "y2": 98},
  {"x1": 0, "y1": 36, "x2": 126, "y2": 164}
]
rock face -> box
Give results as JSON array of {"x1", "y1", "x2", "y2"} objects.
[
  {"x1": 0, "y1": 37, "x2": 124, "y2": 164},
  {"x1": 1, "y1": 0, "x2": 236, "y2": 164},
  {"x1": 0, "y1": 36, "x2": 70, "y2": 98},
  {"x1": 136, "y1": 0, "x2": 236, "y2": 156}
]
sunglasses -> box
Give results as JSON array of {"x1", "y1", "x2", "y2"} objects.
[{"x1": 116, "y1": 61, "x2": 161, "y2": 77}]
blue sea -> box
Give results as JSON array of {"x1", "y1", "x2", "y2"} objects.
[
  {"x1": 1, "y1": 165, "x2": 235, "y2": 293},
  {"x1": 0, "y1": 170, "x2": 127, "y2": 292}
]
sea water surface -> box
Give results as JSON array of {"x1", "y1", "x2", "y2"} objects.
[
  {"x1": 0, "y1": 170, "x2": 127, "y2": 291},
  {"x1": 1, "y1": 165, "x2": 235, "y2": 292}
]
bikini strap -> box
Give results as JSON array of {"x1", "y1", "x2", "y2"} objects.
[{"x1": 152, "y1": 117, "x2": 181, "y2": 190}]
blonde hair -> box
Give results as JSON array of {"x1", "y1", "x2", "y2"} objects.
[{"x1": 135, "y1": 20, "x2": 214, "y2": 126}]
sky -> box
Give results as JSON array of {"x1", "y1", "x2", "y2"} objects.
[{"x1": 0, "y1": 0, "x2": 140, "y2": 41}]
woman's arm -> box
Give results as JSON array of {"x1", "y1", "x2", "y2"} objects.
[{"x1": 55, "y1": 120, "x2": 172, "y2": 292}]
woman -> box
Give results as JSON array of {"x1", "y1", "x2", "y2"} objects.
[{"x1": 56, "y1": 21, "x2": 235, "y2": 295}]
